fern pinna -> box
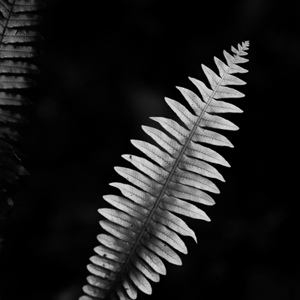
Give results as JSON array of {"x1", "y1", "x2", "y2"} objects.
[
  {"x1": 0, "y1": 0, "x2": 43, "y2": 234},
  {"x1": 81, "y1": 41, "x2": 249, "y2": 300}
]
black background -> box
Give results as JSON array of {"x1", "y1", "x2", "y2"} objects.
[{"x1": 0, "y1": 0, "x2": 299, "y2": 299}]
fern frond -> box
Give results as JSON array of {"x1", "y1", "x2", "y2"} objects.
[
  {"x1": 0, "y1": 0, "x2": 43, "y2": 192},
  {"x1": 81, "y1": 41, "x2": 249, "y2": 300}
]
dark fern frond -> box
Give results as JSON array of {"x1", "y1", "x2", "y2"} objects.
[
  {"x1": 0, "y1": 0, "x2": 44, "y2": 214},
  {"x1": 80, "y1": 41, "x2": 249, "y2": 300}
]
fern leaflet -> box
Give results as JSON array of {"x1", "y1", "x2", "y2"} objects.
[{"x1": 81, "y1": 41, "x2": 249, "y2": 300}]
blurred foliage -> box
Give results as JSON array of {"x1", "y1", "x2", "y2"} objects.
[{"x1": 0, "y1": 0, "x2": 299, "y2": 299}]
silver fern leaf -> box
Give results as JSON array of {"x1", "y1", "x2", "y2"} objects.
[{"x1": 81, "y1": 41, "x2": 249, "y2": 300}]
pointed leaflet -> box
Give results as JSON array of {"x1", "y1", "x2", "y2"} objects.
[
  {"x1": 148, "y1": 220, "x2": 188, "y2": 254},
  {"x1": 99, "y1": 207, "x2": 143, "y2": 233},
  {"x1": 177, "y1": 85, "x2": 243, "y2": 114},
  {"x1": 94, "y1": 245, "x2": 127, "y2": 264},
  {"x1": 103, "y1": 193, "x2": 149, "y2": 221},
  {"x1": 110, "y1": 182, "x2": 199, "y2": 241},
  {"x1": 153, "y1": 207, "x2": 198, "y2": 242},
  {"x1": 122, "y1": 154, "x2": 220, "y2": 194},
  {"x1": 123, "y1": 275, "x2": 138, "y2": 299},
  {"x1": 86, "y1": 275, "x2": 112, "y2": 291},
  {"x1": 142, "y1": 125, "x2": 230, "y2": 166},
  {"x1": 136, "y1": 244, "x2": 166, "y2": 275},
  {"x1": 141, "y1": 234, "x2": 182, "y2": 265},
  {"x1": 109, "y1": 182, "x2": 155, "y2": 209},
  {"x1": 151, "y1": 116, "x2": 234, "y2": 148},
  {"x1": 129, "y1": 267, "x2": 152, "y2": 295},
  {"x1": 90, "y1": 255, "x2": 122, "y2": 273},
  {"x1": 159, "y1": 195, "x2": 210, "y2": 221},
  {"x1": 100, "y1": 220, "x2": 138, "y2": 244},
  {"x1": 132, "y1": 255, "x2": 160, "y2": 283},
  {"x1": 87, "y1": 265, "x2": 117, "y2": 281},
  {"x1": 164, "y1": 97, "x2": 239, "y2": 131},
  {"x1": 81, "y1": 42, "x2": 249, "y2": 300},
  {"x1": 82, "y1": 285, "x2": 107, "y2": 299}
]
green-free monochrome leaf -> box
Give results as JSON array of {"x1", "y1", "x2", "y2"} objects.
[
  {"x1": 0, "y1": 0, "x2": 43, "y2": 191},
  {"x1": 81, "y1": 41, "x2": 249, "y2": 300}
]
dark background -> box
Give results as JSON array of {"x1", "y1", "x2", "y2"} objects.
[{"x1": 0, "y1": 0, "x2": 299, "y2": 299}]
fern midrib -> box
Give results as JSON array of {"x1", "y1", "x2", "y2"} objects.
[{"x1": 107, "y1": 57, "x2": 238, "y2": 297}]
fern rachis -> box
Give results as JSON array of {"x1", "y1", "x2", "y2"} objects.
[{"x1": 81, "y1": 41, "x2": 249, "y2": 300}]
